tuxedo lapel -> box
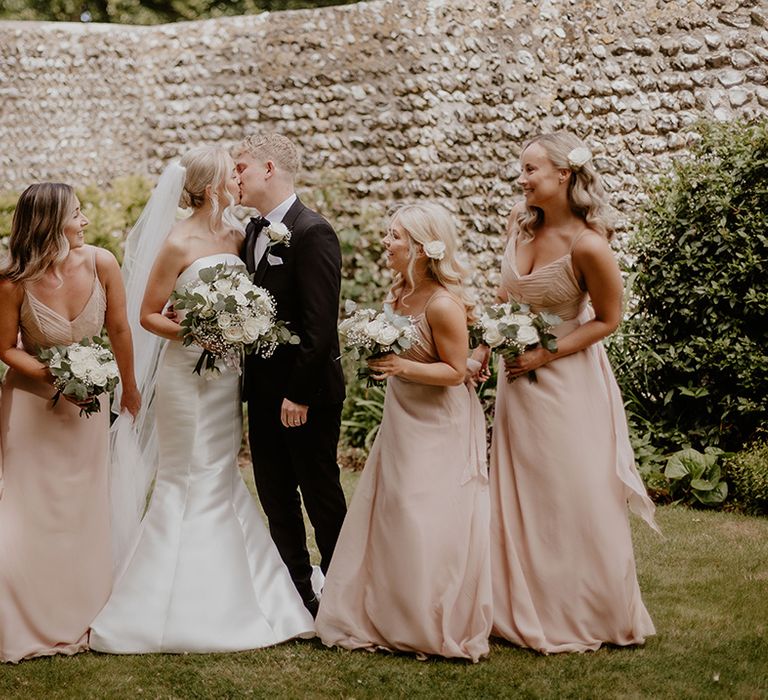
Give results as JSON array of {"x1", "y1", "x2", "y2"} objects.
[
  {"x1": 281, "y1": 196, "x2": 306, "y2": 232},
  {"x1": 253, "y1": 244, "x2": 270, "y2": 285},
  {"x1": 243, "y1": 222, "x2": 257, "y2": 275}
]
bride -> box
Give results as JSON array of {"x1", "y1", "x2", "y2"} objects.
[{"x1": 90, "y1": 146, "x2": 314, "y2": 653}]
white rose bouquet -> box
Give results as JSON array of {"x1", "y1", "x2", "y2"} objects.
[
  {"x1": 338, "y1": 300, "x2": 420, "y2": 386},
  {"x1": 171, "y1": 263, "x2": 300, "y2": 378},
  {"x1": 38, "y1": 336, "x2": 120, "y2": 417},
  {"x1": 472, "y1": 300, "x2": 562, "y2": 383}
]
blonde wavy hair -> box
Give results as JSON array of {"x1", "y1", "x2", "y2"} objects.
[
  {"x1": 1, "y1": 182, "x2": 74, "y2": 284},
  {"x1": 517, "y1": 132, "x2": 616, "y2": 241},
  {"x1": 386, "y1": 202, "x2": 476, "y2": 323},
  {"x1": 179, "y1": 146, "x2": 242, "y2": 234}
]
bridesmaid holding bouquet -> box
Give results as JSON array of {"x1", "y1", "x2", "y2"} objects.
[
  {"x1": 475, "y1": 132, "x2": 658, "y2": 653},
  {"x1": 316, "y1": 202, "x2": 492, "y2": 662},
  {"x1": 0, "y1": 183, "x2": 139, "y2": 663}
]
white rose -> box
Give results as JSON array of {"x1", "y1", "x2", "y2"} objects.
[
  {"x1": 232, "y1": 290, "x2": 248, "y2": 307},
  {"x1": 217, "y1": 312, "x2": 234, "y2": 329},
  {"x1": 68, "y1": 346, "x2": 90, "y2": 363},
  {"x1": 69, "y1": 359, "x2": 89, "y2": 379},
  {"x1": 214, "y1": 279, "x2": 234, "y2": 294},
  {"x1": 103, "y1": 361, "x2": 119, "y2": 380},
  {"x1": 483, "y1": 325, "x2": 505, "y2": 348},
  {"x1": 222, "y1": 325, "x2": 245, "y2": 343},
  {"x1": 423, "y1": 240, "x2": 446, "y2": 261},
  {"x1": 266, "y1": 222, "x2": 291, "y2": 244},
  {"x1": 88, "y1": 365, "x2": 109, "y2": 387},
  {"x1": 364, "y1": 319, "x2": 384, "y2": 340},
  {"x1": 243, "y1": 316, "x2": 269, "y2": 341},
  {"x1": 517, "y1": 325, "x2": 540, "y2": 346},
  {"x1": 567, "y1": 146, "x2": 592, "y2": 169},
  {"x1": 504, "y1": 313, "x2": 533, "y2": 327},
  {"x1": 375, "y1": 325, "x2": 400, "y2": 347}
]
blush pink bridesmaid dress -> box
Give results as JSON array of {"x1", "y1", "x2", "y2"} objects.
[
  {"x1": 490, "y1": 232, "x2": 659, "y2": 654},
  {"x1": 0, "y1": 251, "x2": 112, "y2": 663},
  {"x1": 316, "y1": 290, "x2": 492, "y2": 662}
]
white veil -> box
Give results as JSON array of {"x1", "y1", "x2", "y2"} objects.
[{"x1": 109, "y1": 161, "x2": 186, "y2": 573}]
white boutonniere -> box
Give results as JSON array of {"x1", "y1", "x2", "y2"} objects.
[{"x1": 264, "y1": 222, "x2": 291, "y2": 248}]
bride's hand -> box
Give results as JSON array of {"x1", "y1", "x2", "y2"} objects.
[{"x1": 120, "y1": 384, "x2": 142, "y2": 419}]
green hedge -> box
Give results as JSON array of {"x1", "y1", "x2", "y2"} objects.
[
  {"x1": 609, "y1": 119, "x2": 768, "y2": 452},
  {"x1": 725, "y1": 441, "x2": 768, "y2": 516}
]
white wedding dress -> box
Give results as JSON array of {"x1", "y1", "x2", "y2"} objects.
[{"x1": 90, "y1": 254, "x2": 314, "y2": 654}]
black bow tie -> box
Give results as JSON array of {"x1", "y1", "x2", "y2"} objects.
[{"x1": 248, "y1": 216, "x2": 270, "y2": 234}]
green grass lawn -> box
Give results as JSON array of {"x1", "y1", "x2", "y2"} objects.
[{"x1": 1, "y1": 469, "x2": 767, "y2": 699}]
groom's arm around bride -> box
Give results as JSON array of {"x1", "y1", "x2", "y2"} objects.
[{"x1": 235, "y1": 133, "x2": 347, "y2": 617}]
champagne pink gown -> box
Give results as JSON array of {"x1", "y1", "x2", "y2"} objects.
[
  {"x1": 0, "y1": 254, "x2": 112, "y2": 663},
  {"x1": 490, "y1": 232, "x2": 658, "y2": 653},
  {"x1": 316, "y1": 290, "x2": 492, "y2": 662}
]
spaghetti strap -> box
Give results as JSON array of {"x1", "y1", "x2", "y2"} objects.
[
  {"x1": 569, "y1": 230, "x2": 591, "y2": 252},
  {"x1": 424, "y1": 288, "x2": 463, "y2": 314}
]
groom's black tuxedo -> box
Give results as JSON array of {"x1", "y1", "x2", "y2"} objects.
[{"x1": 241, "y1": 196, "x2": 347, "y2": 614}]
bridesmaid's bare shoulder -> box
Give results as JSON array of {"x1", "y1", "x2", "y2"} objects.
[{"x1": 0, "y1": 277, "x2": 23, "y2": 306}]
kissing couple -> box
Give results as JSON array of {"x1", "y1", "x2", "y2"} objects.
[{"x1": 90, "y1": 132, "x2": 348, "y2": 653}]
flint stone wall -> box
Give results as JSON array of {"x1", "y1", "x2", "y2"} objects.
[{"x1": 1, "y1": 0, "x2": 767, "y2": 282}]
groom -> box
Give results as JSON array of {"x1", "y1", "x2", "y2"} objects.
[{"x1": 234, "y1": 133, "x2": 347, "y2": 617}]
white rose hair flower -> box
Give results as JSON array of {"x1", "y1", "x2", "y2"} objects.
[
  {"x1": 567, "y1": 146, "x2": 592, "y2": 170},
  {"x1": 423, "y1": 240, "x2": 446, "y2": 261}
]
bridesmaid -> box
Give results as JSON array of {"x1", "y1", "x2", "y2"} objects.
[
  {"x1": 316, "y1": 202, "x2": 492, "y2": 662},
  {"x1": 475, "y1": 132, "x2": 658, "y2": 653},
  {"x1": 0, "y1": 183, "x2": 140, "y2": 663}
]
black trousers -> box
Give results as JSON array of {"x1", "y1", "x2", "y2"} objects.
[{"x1": 247, "y1": 397, "x2": 347, "y2": 605}]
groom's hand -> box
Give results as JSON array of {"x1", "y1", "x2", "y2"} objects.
[{"x1": 281, "y1": 398, "x2": 308, "y2": 428}]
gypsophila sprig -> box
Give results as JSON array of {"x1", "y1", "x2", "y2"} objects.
[
  {"x1": 38, "y1": 336, "x2": 120, "y2": 417},
  {"x1": 171, "y1": 263, "x2": 300, "y2": 379},
  {"x1": 472, "y1": 299, "x2": 562, "y2": 383},
  {"x1": 338, "y1": 300, "x2": 420, "y2": 386}
]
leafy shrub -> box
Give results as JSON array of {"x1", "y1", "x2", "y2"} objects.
[
  {"x1": 724, "y1": 441, "x2": 768, "y2": 516},
  {"x1": 664, "y1": 447, "x2": 728, "y2": 507},
  {"x1": 610, "y1": 119, "x2": 768, "y2": 451},
  {"x1": 77, "y1": 176, "x2": 152, "y2": 262},
  {"x1": 341, "y1": 383, "x2": 385, "y2": 451}
]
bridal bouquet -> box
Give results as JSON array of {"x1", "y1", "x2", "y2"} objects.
[
  {"x1": 171, "y1": 263, "x2": 300, "y2": 378},
  {"x1": 473, "y1": 300, "x2": 561, "y2": 383},
  {"x1": 38, "y1": 336, "x2": 120, "y2": 417},
  {"x1": 338, "y1": 300, "x2": 419, "y2": 386}
]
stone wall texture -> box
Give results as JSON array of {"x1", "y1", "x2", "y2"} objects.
[{"x1": 1, "y1": 0, "x2": 767, "y2": 279}]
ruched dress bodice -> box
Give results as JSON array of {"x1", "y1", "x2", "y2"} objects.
[
  {"x1": 20, "y1": 276, "x2": 106, "y2": 354},
  {"x1": 500, "y1": 234, "x2": 588, "y2": 322}
]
